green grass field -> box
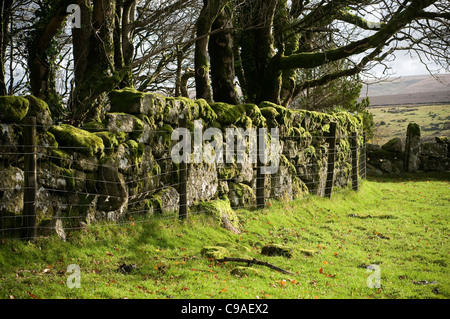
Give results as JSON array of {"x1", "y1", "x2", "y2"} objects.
[
  {"x1": 0, "y1": 172, "x2": 449, "y2": 299},
  {"x1": 369, "y1": 104, "x2": 450, "y2": 145}
]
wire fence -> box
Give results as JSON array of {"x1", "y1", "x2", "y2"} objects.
[{"x1": 0, "y1": 118, "x2": 367, "y2": 240}]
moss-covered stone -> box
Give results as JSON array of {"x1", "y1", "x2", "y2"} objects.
[
  {"x1": 0, "y1": 96, "x2": 29, "y2": 123},
  {"x1": 195, "y1": 198, "x2": 240, "y2": 233},
  {"x1": 109, "y1": 87, "x2": 166, "y2": 120},
  {"x1": 201, "y1": 246, "x2": 229, "y2": 259},
  {"x1": 210, "y1": 102, "x2": 265, "y2": 128},
  {"x1": 50, "y1": 148, "x2": 72, "y2": 167},
  {"x1": 196, "y1": 99, "x2": 218, "y2": 124},
  {"x1": 94, "y1": 131, "x2": 120, "y2": 155},
  {"x1": 228, "y1": 182, "x2": 256, "y2": 209},
  {"x1": 82, "y1": 120, "x2": 107, "y2": 132},
  {"x1": 150, "y1": 187, "x2": 179, "y2": 215},
  {"x1": 49, "y1": 124, "x2": 105, "y2": 157},
  {"x1": 24, "y1": 95, "x2": 52, "y2": 131}
]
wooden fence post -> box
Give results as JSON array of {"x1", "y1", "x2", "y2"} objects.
[
  {"x1": 179, "y1": 117, "x2": 188, "y2": 220},
  {"x1": 361, "y1": 132, "x2": 367, "y2": 179},
  {"x1": 324, "y1": 122, "x2": 337, "y2": 199},
  {"x1": 256, "y1": 128, "x2": 265, "y2": 209},
  {"x1": 351, "y1": 131, "x2": 359, "y2": 191},
  {"x1": 22, "y1": 117, "x2": 37, "y2": 240}
]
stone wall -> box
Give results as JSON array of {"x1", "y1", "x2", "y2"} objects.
[
  {"x1": 366, "y1": 123, "x2": 450, "y2": 175},
  {"x1": 0, "y1": 89, "x2": 364, "y2": 237}
]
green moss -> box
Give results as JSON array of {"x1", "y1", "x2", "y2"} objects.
[
  {"x1": 82, "y1": 121, "x2": 106, "y2": 132},
  {"x1": 0, "y1": 96, "x2": 29, "y2": 123},
  {"x1": 49, "y1": 124, "x2": 105, "y2": 157},
  {"x1": 195, "y1": 198, "x2": 240, "y2": 230},
  {"x1": 50, "y1": 148, "x2": 72, "y2": 167},
  {"x1": 407, "y1": 122, "x2": 421, "y2": 137},
  {"x1": 94, "y1": 131, "x2": 120, "y2": 155},
  {"x1": 259, "y1": 106, "x2": 280, "y2": 120},
  {"x1": 195, "y1": 99, "x2": 218, "y2": 124},
  {"x1": 125, "y1": 140, "x2": 145, "y2": 164},
  {"x1": 24, "y1": 95, "x2": 51, "y2": 117},
  {"x1": 200, "y1": 246, "x2": 229, "y2": 260},
  {"x1": 108, "y1": 87, "x2": 145, "y2": 112},
  {"x1": 210, "y1": 102, "x2": 265, "y2": 128},
  {"x1": 157, "y1": 124, "x2": 174, "y2": 148}
]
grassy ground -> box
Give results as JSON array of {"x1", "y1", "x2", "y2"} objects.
[
  {"x1": 0, "y1": 172, "x2": 449, "y2": 299},
  {"x1": 369, "y1": 104, "x2": 450, "y2": 145}
]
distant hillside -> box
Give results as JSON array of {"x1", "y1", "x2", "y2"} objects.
[{"x1": 358, "y1": 74, "x2": 450, "y2": 106}]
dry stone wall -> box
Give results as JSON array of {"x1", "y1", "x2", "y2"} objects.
[{"x1": 0, "y1": 89, "x2": 364, "y2": 237}]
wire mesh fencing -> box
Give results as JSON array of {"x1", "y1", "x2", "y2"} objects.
[{"x1": 0, "y1": 117, "x2": 367, "y2": 240}]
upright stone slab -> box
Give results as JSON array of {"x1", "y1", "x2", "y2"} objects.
[{"x1": 404, "y1": 122, "x2": 421, "y2": 172}]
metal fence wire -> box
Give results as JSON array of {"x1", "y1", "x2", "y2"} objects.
[{"x1": 0, "y1": 118, "x2": 367, "y2": 240}]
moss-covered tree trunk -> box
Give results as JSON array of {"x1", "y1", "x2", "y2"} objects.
[
  {"x1": 209, "y1": 4, "x2": 238, "y2": 105},
  {"x1": 27, "y1": 0, "x2": 84, "y2": 116},
  {"x1": 72, "y1": 0, "x2": 117, "y2": 124},
  {"x1": 72, "y1": 2, "x2": 91, "y2": 90},
  {"x1": 194, "y1": 0, "x2": 225, "y2": 103},
  {"x1": 239, "y1": 0, "x2": 279, "y2": 104},
  {"x1": 0, "y1": 0, "x2": 14, "y2": 95}
]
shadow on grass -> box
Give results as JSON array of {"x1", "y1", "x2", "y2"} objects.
[{"x1": 367, "y1": 171, "x2": 450, "y2": 183}]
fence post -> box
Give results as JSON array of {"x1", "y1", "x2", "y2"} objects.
[
  {"x1": 362, "y1": 132, "x2": 367, "y2": 179},
  {"x1": 22, "y1": 117, "x2": 37, "y2": 240},
  {"x1": 324, "y1": 122, "x2": 337, "y2": 199},
  {"x1": 351, "y1": 131, "x2": 359, "y2": 191},
  {"x1": 256, "y1": 127, "x2": 265, "y2": 209},
  {"x1": 179, "y1": 116, "x2": 188, "y2": 220}
]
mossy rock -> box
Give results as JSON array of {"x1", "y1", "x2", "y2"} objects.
[
  {"x1": 261, "y1": 244, "x2": 292, "y2": 258},
  {"x1": 210, "y1": 102, "x2": 265, "y2": 128},
  {"x1": 201, "y1": 246, "x2": 229, "y2": 259},
  {"x1": 24, "y1": 95, "x2": 52, "y2": 131},
  {"x1": 0, "y1": 96, "x2": 29, "y2": 123},
  {"x1": 194, "y1": 198, "x2": 240, "y2": 233},
  {"x1": 82, "y1": 121, "x2": 106, "y2": 132},
  {"x1": 105, "y1": 112, "x2": 144, "y2": 140},
  {"x1": 94, "y1": 131, "x2": 120, "y2": 155},
  {"x1": 381, "y1": 137, "x2": 403, "y2": 153},
  {"x1": 109, "y1": 87, "x2": 166, "y2": 120},
  {"x1": 50, "y1": 148, "x2": 72, "y2": 167},
  {"x1": 49, "y1": 124, "x2": 105, "y2": 157},
  {"x1": 195, "y1": 99, "x2": 218, "y2": 124}
]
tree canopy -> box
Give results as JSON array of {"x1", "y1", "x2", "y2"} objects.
[{"x1": 1, "y1": 0, "x2": 448, "y2": 124}]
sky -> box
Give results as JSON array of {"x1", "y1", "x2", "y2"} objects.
[{"x1": 372, "y1": 51, "x2": 445, "y2": 78}]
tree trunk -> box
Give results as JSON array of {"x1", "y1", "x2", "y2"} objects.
[
  {"x1": 72, "y1": 0, "x2": 116, "y2": 124},
  {"x1": 194, "y1": 0, "x2": 224, "y2": 102},
  {"x1": 239, "y1": 0, "x2": 278, "y2": 104},
  {"x1": 0, "y1": 0, "x2": 14, "y2": 95},
  {"x1": 209, "y1": 5, "x2": 238, "y2": 104}
]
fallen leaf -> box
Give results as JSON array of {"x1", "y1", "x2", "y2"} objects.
[{"x1": 319, "y1": 268, "x2": 323, "y2": 274}]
